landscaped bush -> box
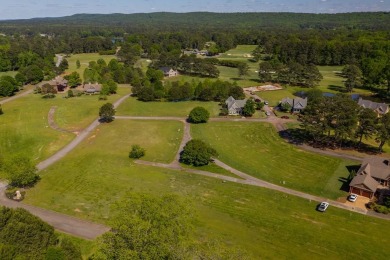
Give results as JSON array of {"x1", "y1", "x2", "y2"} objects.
[
  {"x1": 42, "y1": 93, "x2": 56, "y2": 99},
  {"x1": 188, "y1": 106, "x2": 210, "y2": 123},
  {"x1": 180, "y1": 139, "x2": 218, "y2": 166},
  {"x1": 129, "y1": 145, "x2": 146, "y2": 159},
  {"x1": 374, "y1": 205, "x2": 390, "y2": 214}
]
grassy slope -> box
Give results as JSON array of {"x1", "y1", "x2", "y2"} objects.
[
  {"x1": 63, "y1": 53, "x2": 116, "y2": 80},
  {"x1": 0, "y1": 71, "x2": 17, "y2": 77},
  {"x1": 0, "y1": 87, "x2": 131, "y2": 162},
  {"x1": 116, "y1": 96, "x2": 221, "y2": 117},
  {"x1": 191, "y1": 121, "x2": 356, "y2": 199},
  {"x1": 24, "y1": 119, "x2": 390, "y2": 259}
]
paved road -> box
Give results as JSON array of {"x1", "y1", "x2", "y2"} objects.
[
  {"x1": 0, "y1": 183, "x2": 110, "y2": 240},
  {"x1": 37, "y1": 94, "x2": 130, "y2": 171},
  {"x1": 0, "y1": 89, "x2": 33, "y2": 105}
]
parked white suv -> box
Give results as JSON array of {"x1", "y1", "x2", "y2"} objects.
[{"x1": 317, "y1": 202, "x2": 329, "y2": 212}]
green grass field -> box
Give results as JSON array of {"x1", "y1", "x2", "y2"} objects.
[
  {"x1": 116, "y1": 96, "x2": 221, "y2": 117},
  {"x1": 191, "y1": 121, "x2": 356, "y2": 199},
  {"x1": 0, "y1": 71, "x2": 17, "y2": 77},
  {"x1": 62, "y1": 53, "x2": 116, "y2": 80},
  {"x1": 23, "y1": 117, "x2": 390, "y2": 259},
  {"x1": 0, "y1": 87, "x2": 130, "y2": 162}
]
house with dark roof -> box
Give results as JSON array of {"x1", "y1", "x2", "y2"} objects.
[
  {"x1": 48, "y1": 76, "x2": 68, "y2": 92},
  {"x1": 225, "y1": 96, "x2": 247, "y2": 115},
  {"x1": 357, "y1": 98, "x2": 389, "y2": 116},
  {"x1": 349, "y1": 157, "x2": 390, "y2": 198},
  {"x1": 83, "y1": 83, "x2": 102, "y2": 94},
  {"x1": 280, "y1": 97, "x2": 307, "y2": 113},
  {"x1": 159, "y1": 67, "x2": 179, "y2": 77}
]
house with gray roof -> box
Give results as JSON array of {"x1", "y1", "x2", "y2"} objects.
[
  {"x1": 83, "y1": 83, "x2": 102, "y2": 94},
  {"x1": 225, "y1": 96, "x2": 247, "y2": 115},
  {"x1": 280, "y1": 97, "x2": 307, "y2": 113},
  {"x1": 349, "y1": 157, "x2": 390, "y2": 198},
  {"x1": 357, "y1": 98, "x2": 389, "y2": 116},
  {"x1": 159, "y1": 67, "x2": 179, "y2": 77}
]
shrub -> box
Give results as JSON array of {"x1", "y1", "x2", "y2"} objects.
[
  {"x1": 67, "y1": 89, "x2": 74, "y2": 98},
  {"x1": 180, "y1": 139, "x2": 218, "y2": 166},
  {"x1": 42, "y1": 93, "x2": 56, "y2": 99},
  {"x1": 129, "y1": 145, "x2": 146, "y2": 159},
  {"x1": 188, "y1": 106, "x2": 210, "y2": 123},
  {"x1": 374, "y1": 205, "x2": 390, "y2": 214},
  {"x1": 0, "y1": 105, "x2": 3, "y2": 115},
  {"x1": 99, "y1": 94, "x2": 108, "y2": 100},
  {"x1": 99, "y1": 103, "x2": 115, "y2": 122}
]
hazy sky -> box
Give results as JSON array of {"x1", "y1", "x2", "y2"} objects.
[{"x1": 0, "y1": 0, "x2": 389, "y2": 20}]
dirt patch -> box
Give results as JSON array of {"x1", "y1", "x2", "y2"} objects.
[{"x1": 244, "y1": 84, "x2": 283, "y2": 92}]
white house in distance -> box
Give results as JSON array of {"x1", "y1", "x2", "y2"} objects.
[
  {"x1": 159, "y1": 67, "x2": 179, "y2": 77},
  {"x1": 225, "y1": 96, "x2": 247, "y2": 115}
]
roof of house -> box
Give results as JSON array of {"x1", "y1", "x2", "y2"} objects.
[
  {"x1": 357, "y1": 157, "x2": 390, "y2": 180},
  {"x1": 225, "y1": 96, "x2": 246, "y2": 110},
  {"x1": 48, "y1": 76, "x2": 68, "y2": 86},
  {"x1": 349, "y1": 172, "x2": 379, "y2": 192},
  {"x1": 159, "y1": 67, "x2": 176, "y2": 74},
  {"x1": 281, "y1": 97, "x2": 307, "y2": 109},
  {"x1": 83, "y1": 83, "x2": 102, "y2": 92},
  {"x1": 358, "y1": 98, "x2": 388, "y2": 114}
]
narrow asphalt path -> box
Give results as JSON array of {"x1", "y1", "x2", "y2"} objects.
[
  {"x1": 0, "y1": 89, "x2": 33, "y2": 105},
  {"x1": 37, "y1": 94, "x2": 130, "y2": 171},
  {"x1": 0, "y1": 183, "x2": 110, "y2": 240}
]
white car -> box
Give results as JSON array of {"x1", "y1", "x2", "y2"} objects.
[
  {"x1": 265, "y1": 111, "x2": 271, "y2": 116},
  {"x1": 317, "y1": 202, "x2": 329, "y2": 212},
  {"x1": 264, "y1": 101, "x2": 269, "y2": 105},
  {"x1": 348, "y1": 194, "x2": 358, "y2": 202}
]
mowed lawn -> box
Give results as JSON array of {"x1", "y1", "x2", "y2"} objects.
[
  {"x1": 116, "y1": 96, "x2": 221, "y2": 117},
  {"x1": 191, "y1": 121, "x2": 356, "y2": 199},
  {"x1": 0, "y1": 70, "x2": 17, "y2": 77},
  {"x1": 63, "y1": 53, "x2": 116, "y2": 80},
  {"x1": 24, "y1": 119, "x2": 390, "y2": 258},
  {"x1": 0, "y1": 87, "x2": 130, "y2": 162}
]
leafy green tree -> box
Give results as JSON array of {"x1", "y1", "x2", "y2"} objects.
[
  {"x1": 280, "y1": 102, "x2": 292, "y2": 112},
  {"x1": 129, "y1": 145, "x2": 146, "y2": 159},
  {"x1": 237, "y1": 63, "x2": 249, "y2": 77},
  {"x1": 64, "y1": 72, "x2": 82, "y2": 87},
  {"x1": 15, "y1": 73, "x2": 27, "y2": 86},
  {"x1": 180, "y1": 139, "x2": 218, "y2": 166},
  {"x1": 342, "y1": 64, "x2": 362, "y2": 92},
  {"x1": 137, "y1": 86, "x2": 155, "y2": 101},
  {"x1": 0, "y1": 104, "x2": 3, "y2": 115},
  {"x1": 92, "y1": 193, "x2": 193, "y2": 259},
  {"x1": 99, "y1": 103, "x2": 115, "y2": 122},
  {"x1": 255, "y1": 101, "x2": 264, "y2": 110},
  {"x1": 76, "y1": 59, "x2": 80, "y2": 69},
  {"x1": 376, "y1": 113, "x2": 390, "y2": 152},
  {"x1": 67, "y1": 89, "x2": 74, "y2": 98},
  {"x1": 228, "y1": 85, "x2": 245, "y2": 100},
  {"x1": 58, "y1": 58, "x2": 69, "y2": 73},
  {"x1": 242, "y1": 99, "x2": 256, "y2": 117},
  {"x1": 2, "y1": 156, "x2": 39, "y2": 187},
  {"x1": 355, "y1": 108, "x2": 377, "y2": 146},
  {"x1": 41, "y1": 83, "x2": 58, "y2": 94},
  {"x1": 258, "y1": 61, "x2": 273, "y2": 82},
  {"x1": 0, "y1": 79, "x2": 16, "y2": 96},
  {"x1": 188, "y1": 106, "x2": 210, "y2": 123},
  {"x1": 20, "y1": 65, "x2": 44, "y2": 84}
]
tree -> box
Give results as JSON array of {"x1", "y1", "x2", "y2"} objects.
[
  {"x1": 188, "y1": 106, "x2": 210, "y2": 123},
  {"x1": 76, "y1": 59, "x2": 80, "y2": 69},
  {"x1": 376, "y1": 113, "x2": 390, "y2": 152},
  {"x1": 0, "y1": 104, "x2": 3, "y2": 115},
  {"x1": 342, "y1": 64, "x2": 362, "y2": 92},
  {"x1": 92, "y1": 193, "x2": 193, "y2": 259},
  {"x1": 180, "y1": 139, "x2": 218, "y2": 166},
  {"x1": 20, "y1": 65, "x2": 44, "y2": 84},
  {"x1": 355, "y1": 108, "x2": 377, "y2": 146},
  {"x1": 237, "y1": 63, "x2": 249, "y2": 77},
  {"x1": 255, "y1": 101, "x2": 264, "y2": 110},
  {"x1": 99, "y1": 103, "x2": 115, "y2": 122},
  {"x1": 280, "y1": 102, "x2": 292, "y2": 112},
  {"x1": 258, "y1": 61, "x2": 273, "y2": 82},
  {"x1": 41, "y1": 83, "x2": 58, "y2": 94},
  {"x1": 242, "y1": 99, "x2": 256, "y2": 117},
  {"x1": 129, "y1": 145, "x2": 146, "y2": 159},
  {"x1": 228, "y1": 85, "x2": 245, "y2": 100},
  {"x1": 2, "y1": 156, "x2": 39, "y2": 187},
  {"x1": 15, "y1": 73, "x2": 27, "y2": 86},
  {"x1": 0, "y1": 207, "x2": 82, "y2": 260},
  {"x1": 58, "y1": 58, "x2": 69, "y2": 73},
  {"x1": 64, "y1": 72, "x2": 82, "y2": 87}
]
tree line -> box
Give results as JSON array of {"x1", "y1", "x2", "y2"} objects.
[{"x1": 299, "y1": 89, "x2": 390, "y2": 152}]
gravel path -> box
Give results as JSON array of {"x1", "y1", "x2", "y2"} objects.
[
  {"x1": 0, "y1": 183, "x2": 110, "y2": 240},
  {"x1": 37, "y1": 94, "x2": 130, "y2": 171},
  {"x1": 0, "y1": 89, "x2": 33, "y2": 105},
  {"x1": 48, "y1": 106, "x2": 80, "y2": 134}
]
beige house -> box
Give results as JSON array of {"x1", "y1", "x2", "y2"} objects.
[
  {"x1": 83, "y1": 83, "x2": 102, "y2": 94},
  {"x1": 160, "y1": 67, "x2": 179, "y2": 77}
]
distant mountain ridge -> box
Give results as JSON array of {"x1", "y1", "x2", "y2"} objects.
[{"x1": 1, "y1": 12, "x2": 390, "y2": 31}]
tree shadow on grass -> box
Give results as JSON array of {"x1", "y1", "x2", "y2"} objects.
[
  {"x1": 338, "y1": 165, "x2": 361, "y2": 192},
  {"x1": 328, "y1": 85, "x2": 346, "y2": 93}
]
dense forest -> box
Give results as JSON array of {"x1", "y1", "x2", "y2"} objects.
[{"x1": 0, "y1": 12, "x2": 389, "y2": 98}]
